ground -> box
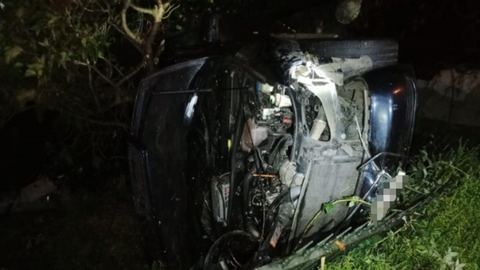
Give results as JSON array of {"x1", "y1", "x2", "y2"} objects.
[
  {"x1": 0, "y1": 192, "x2": 147, "y2": 270},
  {"x1": 1, "y1": 124, "x2": 480, "y2": 270}
]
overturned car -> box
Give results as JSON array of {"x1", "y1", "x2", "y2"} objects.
[{"x1": 128, "y1": 38, "x2": 417, "y2": 269}]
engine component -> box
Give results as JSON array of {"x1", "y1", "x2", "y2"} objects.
[
  {"x1": 270, "y1": 93, "x2": 292, "y2": 107},
  {"x1": 256, "y1": 82, "x2": 274, "y2": 95},
  {"x1": 279, "y1": 160, "x2": 296, "y2": 186},
  {"x1": 310, "y1": 118, "x2": 327, "y2": 140},
  {"x1": 262, "y1": 108, "x2": 280, "y2": 120},
  {"x1": 241, "y1": 119, "x2": 269, "y2": 152},
  {"x1": 264, "y1": 177, "x2": 282, "y2": 205},
  {"x1": 268, "y1": 202, "x2": 295, "y2": 248},
  {"x1": 242, "y1": 168, "x2": 261, "y2": 238},
  {"x1": 204, "y1": 230, "x2": 257, "y2": 270},
  {"x1": 212, "y1": 173, "x2": 230, "y2": 226},
  {"x1": 309, "y1": 107, "x2": 327, "y2": 140},
  {"x1": 279, "y1": 160, "x2": 304, "y2": 187}
]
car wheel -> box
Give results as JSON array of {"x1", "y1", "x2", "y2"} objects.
[{"x1": 298, "y1": 39, "x2": 398, "y2": 68}]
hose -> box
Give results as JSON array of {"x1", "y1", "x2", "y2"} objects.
[
  {"x1": 242, "y1": 167, "x2": 261, "y2": 238},
  {"x1": 268, "y1": 135, "x2": 293, "y2": 171},
  {"x1": 267, "y1": 130, "x2": 286, "y2": 137},
  {"x1": 228, "y1": 97, "x2": 245, "y2": 227},
  {"x1": 286, "y1": 87, "x2": 298, "y2": 162},
  {"x1": 309, "y1": 107, "x2": 327, "y2": 140},
  {"x1": 265, "y1": 190, "x2": 290, "y2": 226},
  {"x1": 203, "y1": 230, "x2": 254, "y2": 270}
]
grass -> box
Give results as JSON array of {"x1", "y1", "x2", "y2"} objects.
[
  {"x1": 326, "y1": 145, "x2": 480, "y2": 270},
  {"x1": 2, "y1": 145, "x2": 479, "y2": 270}
]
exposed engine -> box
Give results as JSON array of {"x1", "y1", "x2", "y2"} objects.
[
  {"x1": 203, "y1": 51, "x2": 379, "y2": 269},
  {"x1": 206, "y1": 82, "x2": 298, "y2": 268}
]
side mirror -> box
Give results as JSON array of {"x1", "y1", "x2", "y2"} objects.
[{"x1": 335, "y1": 0, "x2": 362, "y2": 24}]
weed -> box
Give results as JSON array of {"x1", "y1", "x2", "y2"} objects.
[{"x1": 327, "y1": 145, "x2": 480, "y2": 270}]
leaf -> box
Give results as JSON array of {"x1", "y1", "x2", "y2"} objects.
[
  {"x1": 324, "y1": 202, "x2": 334, "y2": 213},
  {"x1": 5, "y1": 45, "x2": 23, "y2": 64},
  {"x1": 47, "y1": 15, "x2": 59, "y2": 26},
  {"x1": 455, "y1": 261, "x2": 466, "y2": 270},
  {"x1": 58, "y1": 51, "x2": 69, "y2": 68},
  {"x1": 15, "y1": 89, "x2": 36, "y2": 104},
  {"x1": 24, "y1": 56, "x2": 45, "y2": 78},
  {"x1": 38, "y1": 39, "x2": 50, "y2": 47},
  {"x1": 24, "y1": 68, "x2": 37, "y2": 77},
  {"x1": 15, "y1": 7, "x2": 26, "y2": 19}
]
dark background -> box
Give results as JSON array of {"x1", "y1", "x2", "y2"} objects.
[{"x1": 1, "y1": 0, "x2": 479, "y2": 269}]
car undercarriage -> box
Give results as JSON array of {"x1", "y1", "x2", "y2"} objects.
[{"x1": 129, "y1": 38, "x2": 417, "y2": 269}]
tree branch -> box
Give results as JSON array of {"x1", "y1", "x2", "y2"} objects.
[
  {"x1": 130, "y1": 3, "x2": 155, "y2": 15},
  {"x1": 63, "y1": 109, "x2": 129, "y2": 129},
  {"x1": 87, "y1": 64, "x2": 102, "y2": 111},
  {"x1": 100, "y1": 56, "x2": 124, "y2": 76},
  {"x1": 115, "y1": 58, "x2": 146, "y2": 87},
  {"x1": 116, "y1": 0, "x2": 173, "y2": 76},
  {"x1": 153, "y1": 1, "x2": 168, "y2": 23},
  {"x1": 163, "y1": 3, "x2": 180, "y2": 19},
  {"x1": 74, "y1": 61, "x2": 117, "y2": 88},
  {"x1": 121, "y1": 0, "x2": 142, "y2": 45},
  {"x1": 109, "y1": 22, "x2": 143, "y2": 54},
  {"x1": 154, "y1": 39, "x2": 165, "y2": 64}
]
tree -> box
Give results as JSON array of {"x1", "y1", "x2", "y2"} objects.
[{"x1": 0, "y1": 0, "x2": 180, "y2": 183}]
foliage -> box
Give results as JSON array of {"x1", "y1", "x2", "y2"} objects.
[
  {"x1": 1, "y1": 0, "x2": 114, "y2": 91},
  {"x1": 0, "y1": 0, "x2": 184, "y2": 184},
  {"x1": 0, "y1": 0, "x2": 126, "y2": 148},
  {"x1": 0, "y1": 0, "x2": 169, "y2": 118},
  {"x1": 295, "y1": 196, "x2": 371, "y2": 251},
  {"x1": 326, "y1": 145, "x2": 480, "y2": 270}
]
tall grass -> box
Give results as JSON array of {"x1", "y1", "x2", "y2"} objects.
[{"x1": 327, "y1": 145, "x2": 480, "y2": 270}]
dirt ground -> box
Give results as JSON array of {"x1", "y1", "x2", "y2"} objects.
[{"x1": 0, "y1": 192, "x2": 148, "y2": 270}]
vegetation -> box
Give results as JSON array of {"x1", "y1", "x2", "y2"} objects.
[
  {"x1": 0, "y1": 0, "x2": 186, "y2": 187},
  {"x1": 0, "y1": 0, "x2": 252, "y2": 186},
  {"x1": 2, "y1": 1, "x2": 480, "y2": 269},
  {"x1": 326, "y1": 145, "x2": 480, "y2": 270},
  {"x1": 2, "y1": 145, "x2": 478, "y2": 269}
]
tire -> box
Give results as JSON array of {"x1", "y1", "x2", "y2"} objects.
[{"x1": 298, "y1": 39, "x2": 398, "y2": 68}]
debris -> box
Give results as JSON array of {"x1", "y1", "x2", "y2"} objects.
[
  {"x1": 417, "y1": 69, "x2": 480, "y2": 126},
  {"x1": 418, "y1": 69, "x2": 480, "y2": 101},
  {"x1": 320, "y1": 256, "x2": 326, "y2": 270},
  {"x1": 14, "y1": 176, "x2": 56, "y2": 206},
  {"x1": 1, "y1": 175, "x2": 58, "y2": 215},
  {"x1": 335, "y1": 240, "x2": 347, "y2": 251}
]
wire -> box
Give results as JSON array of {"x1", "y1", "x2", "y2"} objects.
[
  {"x1": 294, "y1": 196, "x2": 371, "y2": 251},
  {"x1": 354, "y1": 113, "x2": 372, "y2": 161}
]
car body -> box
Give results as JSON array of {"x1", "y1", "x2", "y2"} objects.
[{"x1": 128, "y1": 38, "x2": 417, "y2": 269}]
